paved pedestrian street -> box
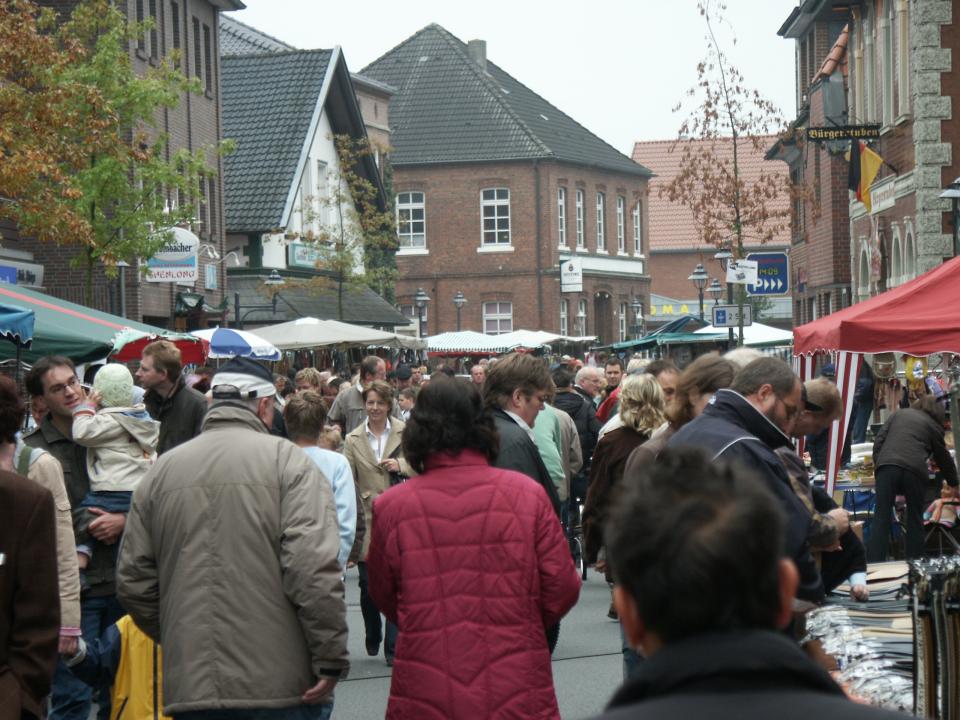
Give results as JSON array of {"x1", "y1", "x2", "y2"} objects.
[{"x1": 336, "y1": 566, "x2": 622, "y2": 719}]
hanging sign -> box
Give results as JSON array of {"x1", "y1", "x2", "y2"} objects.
[
  {"x1": 726, "y1": 259, "x2": 758, "y2": 286},
  {"x1": 146, "y1": 227, "x2": 199, "y2": 283},
  {"x1": 560, "y1": 258, "x2": 583, "y2": 293}
]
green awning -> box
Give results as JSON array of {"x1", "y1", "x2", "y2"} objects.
[{"x1": 0, "y1": 284, "x2": 204, "y2": 365}]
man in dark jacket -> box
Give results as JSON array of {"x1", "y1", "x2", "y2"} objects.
[
  {"x1": 668, "y1": 357, "x2": 824, "y2": 604},
  {"x1": 25, "y1": 357, "x2": 124, "y2": 720},
  {"x1": 485, "y1": 354, "x2": 561, "y2": 517},
  {"x1": 591, "y1": 447, "x2": 904, "y2": 720},
  {"x1": 553, "y1": 367, "x2": 600, "y2": 501},
  {"x1": 0, "y1": 469, "x2": 60, "y2": 720},
  {"x1": 137, "y1": 340, "x2": 207, "y2": 455}
]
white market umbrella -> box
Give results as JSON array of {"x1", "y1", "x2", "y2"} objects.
[{"x1": 191, "y1": 327, "x2": 282, "y2": 360}]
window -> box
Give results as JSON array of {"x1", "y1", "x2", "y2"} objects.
[
  {"x1": 881, "y1": 2, "x2": 894, "y2": 125},
  {"x1": 203, "y1": 24, "x2": 213, "y2": 94},
  {"x1": 616, "y1": 196, "x2": 626, "y2": 253},
  {"x1": 192, "y1": 17, "x2": 202, "y2": 81},
  {"x1": 208, "y1": 177, "x2": 216, "y2": 238},
  {"x1": 148, "y1": 0, "x2": 159, "y2": 60},
  {"x1": 596, "y1": 192, "x2": 606, "y2": 251},
  {"x1": 577, "y1": 299, "x2": 587, "y2": 335},
  {"x1": 316, "y1": 160, "x2": 329, "y2": 227},
  {"x1": 560, "y1": 299, "x2": 568, "y2": 336},
  {"x1": 197, "y1": 176, "x2": 208, "y2": 236},
  {"x1": 135, "y1": 0, "x2": 146, "y2": 54},
  {"x1": 557, "y1": 187, "x2": 567, "y2": 247},
  {"x1": 575, "y1": 190, "x2": 585, "y2": 249},
  {"x1": 400, "y1": 304, "x2": 428, "y2": 323},
  {"x1": 171, "y1": 2, "x2": 181, "y2": 57},
  {"x1": 396, "y1": 192, "x2": 426, "y2": 249},
  {"x1": 632, "y1": 201, "x2": 642, "y2": 254},
  {"x1": 483, "y1": 301, "x2": 513, "y2": 335},
  {"x1": 618, "y1": 302, "x2": 627, "y2": 342},
  {"x1": 481, "y1": 188, "x2": 510, "y2": 245},
  {"x1": 896, "y1": 0, "x2": 909, "y2": 117}
]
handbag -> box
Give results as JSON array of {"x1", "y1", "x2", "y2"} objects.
[{"x1": 387, "y1": 446, "x2": 406, "y2": 486}]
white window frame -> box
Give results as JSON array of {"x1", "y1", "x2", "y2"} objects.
[
  {"x1": 577, "y1": 299, "x2": 588, "y2": 335},
  {"x1": 396, "y1": 191, "x2": 427, "y2": 251},
  {"x1": 316, "y1": 160, "x2": 329, "y2": 228},
  {"x1": 482, "y1": 301, "x2": 513, "y2": 335},
  {"x1": 481, "y1": 188, "x2": 511, "y2": 246},
  {"x1": 633, "y1": 201, "x2": 642, "y2": 255},
  {"x1": 560, "y1": 299, "x2": 568, "y2": 336},
  {"x1": 596, "y1": 192, "x2": 606, "y2": 251},
  {"x1": 616, "y1": 196, "x2": 626, "y2": 254},
  {"x1": 557, "y1": 187, "x2": 567, "y2": 248},
  {"x1": 575, "y1": 189, "x2": 585, "y2": 250},
  {"x1": 618, "y1": 302, "x2": 627, "y2": 342},
  {"x1": 881, "y1": 4, "x2": 894, "y2": 127},
  {"x1": 896, "y1": 0, "x2": 909, "y2": 118},
  {"x1": 400, "y1": 304, "x2": 428, "y2": 322}
]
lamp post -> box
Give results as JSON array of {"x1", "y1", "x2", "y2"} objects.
[
  {"x1": 939, "y1": 177, "x2": 960, "y2": 257},
  {"x1": 707, "y1": 278, "x2": 723, "y2": 308},
  {"x1": 714, "y1": 248, "x2": 736, "y2": 345},
  {"x1": 630, "y1": 296, "x2": 644, "y2": 339},
  {"x1": 453, "y1": 290, "x2": 466, "y2": 332},
  {"x1": 233, "y1": 270, "x2": 292, "y2": 329},
  {"x1": 688, "y1": 263, "x2": 708, "y2": 322},
  {"x1": 414, "y1": 287, "x2": 430, "y2": 338}
]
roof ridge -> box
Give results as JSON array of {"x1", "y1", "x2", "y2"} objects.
[
  {"x1": 429, "y1": 25, "x2": 554, "y2": 158},
  {"x1": 223, "y1": 47, "x2": 334, "y2": 62},
  {"x1": 219, "y1": 14, "x2": 297, "y2": 52}
]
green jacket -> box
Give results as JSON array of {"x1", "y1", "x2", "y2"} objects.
[{"x1": 532, "y1": 404, "x2": 565, "y2": 493}]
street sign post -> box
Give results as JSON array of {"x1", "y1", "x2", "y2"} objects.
[
  {"x1": 746, "y1": 252, "x2": 789, "y2": 296},
  {"x1": 712, "y1": 304, "x2": 752, "y2": 328}
]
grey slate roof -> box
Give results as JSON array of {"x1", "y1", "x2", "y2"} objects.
[
  {"x1": 229, "y1": 273, "x2": 409, "y2": 327},
  {"x1": 219, "y1": 15, "x2": 293, "y2": 56},
  {"x1": 361, "y1": 24, "x2": 651, "y2": 177},
  {"x1": 221, "y1": 50, "x2": 332, "y2": 232}
]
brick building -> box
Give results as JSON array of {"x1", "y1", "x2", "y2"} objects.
[
  {"x1": 633, "y1": 138, "x2": 792, "y2": 328},
  {"x1": 772, "y1": 0, "x2": 960, "y2": 324},
  {"x1": 360, "y1": 25, "x2": 652, "y2": 344},
  {"x1": 8, "y1": 0, "x2": 242, "y2": 328}
]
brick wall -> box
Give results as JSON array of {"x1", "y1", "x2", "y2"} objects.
[{"x1": 393, "y1": 160, "x2": 650, "y2": 341}]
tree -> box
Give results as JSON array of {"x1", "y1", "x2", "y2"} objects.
[
  {"x1": 273, "y1": 133, "x2": 397, "y2": 320},
  {"x1": 661, "y1": 0, "x2": 792, "y2": 344},
  {"x1": 0, "y1": 0, "x2": 230, "y2": 303}
]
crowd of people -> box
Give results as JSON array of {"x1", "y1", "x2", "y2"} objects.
[{"x1": 5, "y1": 339, "x2": 952, "y2": 719}]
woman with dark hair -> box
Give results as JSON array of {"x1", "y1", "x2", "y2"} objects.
[
  {"x1": 867, "y1": 394, "x2": 960, "y2": 561},
  {"x1": 366, "y1": 378, "x2": 580, "y2": 720}
]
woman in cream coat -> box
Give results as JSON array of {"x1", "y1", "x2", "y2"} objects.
[{"x1": 343, "y1": 380, "x2": 411, "y2": 665}]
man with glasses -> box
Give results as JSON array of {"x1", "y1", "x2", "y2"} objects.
[
  {"x1": 667, "y1": 357, "x2": 824, "y2": 604},
  {"x1": 25, "y1": 357, "x2": 125, "y2": 720}
]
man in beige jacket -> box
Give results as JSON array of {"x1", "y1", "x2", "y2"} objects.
[{"x1": 118, "y1": 357, "x2": 348, "y2": 719}]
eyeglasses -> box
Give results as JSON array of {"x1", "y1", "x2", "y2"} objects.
[
  {"x1": 47, "y1": 376, "x2": 80, "y2": 396},
  {"x1": 777, "y1": 395, "x2": 802, "y2": 422}
]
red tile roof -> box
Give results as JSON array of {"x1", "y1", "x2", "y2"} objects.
[
  {"x1": 814, "y1": 24, "x2": 849, "y2": 83},
  {"x1": 632, "y1": 136, "x2": 790, "y2": 251}
]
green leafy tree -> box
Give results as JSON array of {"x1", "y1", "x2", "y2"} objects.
[
  {"x1": 276, "y1": 134, "x2": 397, "y2": 320},
  {"x1": 1, "y1": 0, "x2": 231, "y2": 304},
  {"x1": 661, "y1": 0, "x2": 791, "y2": 344}
]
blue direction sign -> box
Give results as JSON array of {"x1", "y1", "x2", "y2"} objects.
[{"x1": 746, "y1": 252, "x2": 789, "y2": 296}]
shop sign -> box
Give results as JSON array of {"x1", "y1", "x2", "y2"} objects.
[
  {"x1": 146, "y1": 227, "x2": 199, "y2": 283},
  {"x1": 288, "y1": 242, "x2": 324, "y2": 269},
  {"x1": 869, "y1": 178, "x2": 897, "y2": 215},
  {"x1": 560, "y1": 258, "x2": 583, "y2": 293}
]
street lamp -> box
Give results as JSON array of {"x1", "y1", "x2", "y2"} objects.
[
  {"x1": 714, "y1": 248, "x2": 735, "y2": 344},
  {"x1": 453, "y1": 290, "x2": 466, "y2": 332},
  {"x1": 707, "y1": 277, "x2": 723, "y2": 307},
  {"x1": 630, "y1": 296, "x2": 644, "y2": 338},
  {"x1": 688, "y1": 263, "x2": 708, "y2": 322},
  {"x1": 234, "y1": 270, "x2": 300, "y2": 328},
  {"x1": 939, "y1": 177, "x2": 960, "y2": 257},
  {"x1": 414, "y1": 287, "x2": 430, "y2": 338}
]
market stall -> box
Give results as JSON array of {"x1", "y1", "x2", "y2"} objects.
[
  {"x1": 0, "y1": 284, "x2": 205, "y2": 365},
  {"x1": 254, "y1": 316, "x2": 425, "y2": 351},
  {"x1": 793, "y1": 255, "x2": 960, "y2": 492},
  {"x1": 426, "y1": 330, "x2": 595, "y2": 356}
]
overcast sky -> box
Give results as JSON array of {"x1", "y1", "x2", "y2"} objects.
[{"x1": 229, "y1": 1, "x2": 800, "y2": 156}]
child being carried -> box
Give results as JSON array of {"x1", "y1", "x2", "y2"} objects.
[{"x1": 72, "y1": 364, "x2": 159, "y2": 586}]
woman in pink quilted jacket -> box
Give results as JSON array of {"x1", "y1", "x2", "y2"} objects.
[{"x1": 367, "y1": 378, "x2": 581, "y2": 719}]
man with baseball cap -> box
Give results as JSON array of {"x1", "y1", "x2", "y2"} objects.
[{"x1": 118, "y1": 357, "x2": 348, "y2": 719}]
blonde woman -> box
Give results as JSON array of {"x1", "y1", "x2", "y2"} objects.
[{"x1": 582, "y1": 373, "x2": 665, "y2": 565}]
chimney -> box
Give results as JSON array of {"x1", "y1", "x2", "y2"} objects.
[{"x1": 467, "y1": 39, "x2": 487, "y2": 72}]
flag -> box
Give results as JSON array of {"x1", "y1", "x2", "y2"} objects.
[{"x1": 847, "y1": 140, "x2": 884, "y2": 212}]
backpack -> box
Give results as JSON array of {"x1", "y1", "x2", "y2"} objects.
[{"x1": 14, "y1": 439, "x2": 45, "y2": 477}]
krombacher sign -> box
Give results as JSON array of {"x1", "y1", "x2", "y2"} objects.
[{"x1": 806, "y1": 125, "x2": 881, "y2": 141}]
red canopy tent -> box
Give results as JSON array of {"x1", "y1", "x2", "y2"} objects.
[{"x1": 793, "y1": 255, "x2": 960, "y2": 491}]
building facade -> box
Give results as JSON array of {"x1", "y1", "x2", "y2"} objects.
[
  {"x1": 14, "y1": 0, "x2": 241, "y2": 328},
  {"x1": 361, "y1": 25, "x2": 652, "y2": 344},
  {"x1": 775, "y1": 0, "x2": 960, "y2": 324}
]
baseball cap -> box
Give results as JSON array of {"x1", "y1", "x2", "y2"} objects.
[
  {"x1": 396, "y1": 364, "x2": 413, "y2": 381},
  {"x1": 211, "y1": 356, "x2": 277, "y2": 400}
]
